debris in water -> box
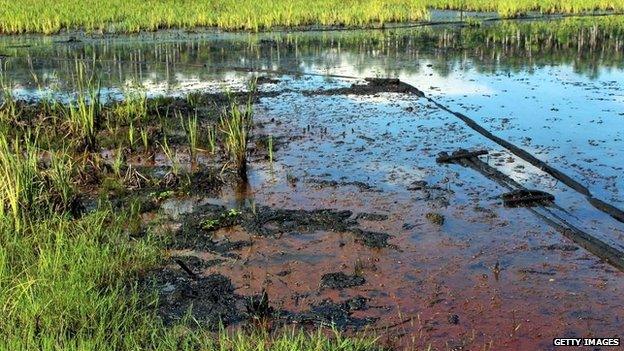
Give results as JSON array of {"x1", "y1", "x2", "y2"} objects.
[
  {"x1": 502, "y1": 189, "x2": 555, "y2": 208},
  {"x1": 426, "y1": 212, "x2": 445, "y2": 225},
  {"x1": 436, "y1": 149, "x2": 489, "y2": 163}
]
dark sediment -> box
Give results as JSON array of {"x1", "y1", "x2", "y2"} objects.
[{"x1": 320, "y1": 272, "x2": 366, "y2": 290}]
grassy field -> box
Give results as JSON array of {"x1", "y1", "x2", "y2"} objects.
[
  {"x1": 0, "y1": 73, "x2": 379, "y2": 350},
  {"x1": 0, "y1": 0, "x2": 623, "y2": 34}
]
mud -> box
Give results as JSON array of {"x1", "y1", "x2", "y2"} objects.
[
  {"x1": 146, "y1": 252, "x2": 379, "y2": 331},
  {"x1": 287, "y1": 297, "x2": 376, "y2": 330},
  {"x1": 309, "y1": 78, "x2": 425, "y2": 97},
  {"x1": 187, "y1": 167, "x2": 226, "y2": 195},
  {"x1": 320, "y1": 272, "x2": 366, "y2": 289},
  {"x1": 172, "y1": 203, "x2": 396, "y2": 254},
  {"x1": 255, "y1": 76, "x2": 281, "y2": 85},
  {"x1": 144, "y1": 269, "x2": 243, "y2": 328},
  {"x1": 306, "y1": 178, "x2": 379, "y2": 192},
  {"x1": 243, "y1": 207, "x2": 355, "y2": 237},
  {"x1": 146, "y1": 90, "x2": 281, "y2": 119},
  {"x1": 425, "y1": 212, "x2": 445, "y2": 225},
  {"x1": 355, "y1": 213, "x2": 389, "y2": 221}
]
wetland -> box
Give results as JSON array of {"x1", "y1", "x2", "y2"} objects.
[{"x1": 1, "y1": 13, "x2": 623, "y2": 351}]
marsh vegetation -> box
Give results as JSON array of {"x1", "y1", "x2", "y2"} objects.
[{"x1": 1, "y1": 0, "x2": 624, "y2": 34}]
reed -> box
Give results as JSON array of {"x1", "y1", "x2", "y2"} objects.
[
  {"x1": 268, "y1": 135, "x2": 274, "y2": 163},
  {"x1": 46, "y1": 147, "x2": 75, "y2": 210},
  {"x1": 181, "y1": 112, "x2": 199, "y2": 162},
  {"x1": 65, "y1": 63, "x2": 101, "y2": 150},
  {"x1": 0, "y1": 133, "x2": 41, "y2": 231},
  {"x1": 206, "y1": 124, "x2": 217, "y2": 155},
  {"x1": 219, "y1": 96, "x2": 253, "y2": 180}
]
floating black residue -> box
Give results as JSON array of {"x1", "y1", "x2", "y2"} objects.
[{"x1": 502, "y1": 189, "x2": 555, "y2": 208}]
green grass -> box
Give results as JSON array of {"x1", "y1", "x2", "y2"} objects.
[
  {"x1": 220, "y1": 94, "x2": 254, "y2": 180},
  {"x1": 64, "y1": 63, "x2": 101, "y2": 150},
  {"x1": 46, "y1": 146, "x2": 76, "y2": 210},
  {"x1": 181, "y1": 112, "x2": 199, "y2": 162},
  {"x1": 0, "y1": 77, "x2": 21, "y2": 124},
  {"x1": 160, "y1": 135, "x2": 182, "y2": 177},
  {"x1": 67, "y1": 90, "x2": 99, "y2": 149},
  {"x1": 0, "y1": 125, "x2": 378, "y2": 350},
  {"x1": 206, "y1": 125, "x2": 217, "y2": 155},
  {"x1": 268, "y1": 135, "x2": 274, "y2": 164},
  {"x1": 140, "y1": 126, "x2": 150, "y2": 152},
  {"x1": 0, "y1": 133, "x2": 42, "y2": 231},
  {"x1": 0, "y1": 0, "x2": 623, "y2": 34},
  {"x1": 112, "y1": 90, "x2": 148, "y2": 126}
]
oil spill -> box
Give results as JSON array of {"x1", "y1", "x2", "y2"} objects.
[{"x1": 2, "y1": 17, "x2": 624, "y2": 351}]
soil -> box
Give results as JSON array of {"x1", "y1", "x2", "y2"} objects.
[
  {"x1": 320, "y1": 272, "x2": 366, "y2": 289},
  {"x1": 143, "y1": 268, "x2": 243, "y2": 328},
  {"x1": 309, "y1": 78, "x2": 425, "y2": 97}
]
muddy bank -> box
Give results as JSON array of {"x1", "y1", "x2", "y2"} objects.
[
  {"x1": 144, "y1": 268, "x2": 243, "y2": 328},
  {"x1": 308, "y1": 78, "x2": 425, "y2": 97},
  {"x1": 144, "y1": 252, "x2": 379, "y2": 331},
  {"x1": 171, "y1": 203, "x2": 395, "y2": 252}
]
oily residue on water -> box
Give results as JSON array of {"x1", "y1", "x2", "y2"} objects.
[
  {"x1": 2, "y1": 17, "x2": 623, "y2": 351},
  {"x1": 147, "y1": 76, "x2": 623, "y2": 350}
]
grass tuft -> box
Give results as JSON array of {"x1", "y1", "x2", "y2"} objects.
[
  {"x1": 64, "y1": 63, "x2": 101, "y2": 150},
  {"x1": 0, "y1": 133, "x2": 42, "y2": 231},
  {"x1": 220, "y1": 95, "x2": 253, "y2": 181}
]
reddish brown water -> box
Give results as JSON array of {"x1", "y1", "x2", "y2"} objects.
[{"x1": 167, "y1": 85, "x2": 623, "y2": 350}]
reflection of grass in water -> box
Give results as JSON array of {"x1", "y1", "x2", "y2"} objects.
[
  {"x1": 2, "y1": 16, "x2": 623, "y2": 92},
  {"x1": 1, "y1": 0, "x2": 624, "y2": 34}
]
